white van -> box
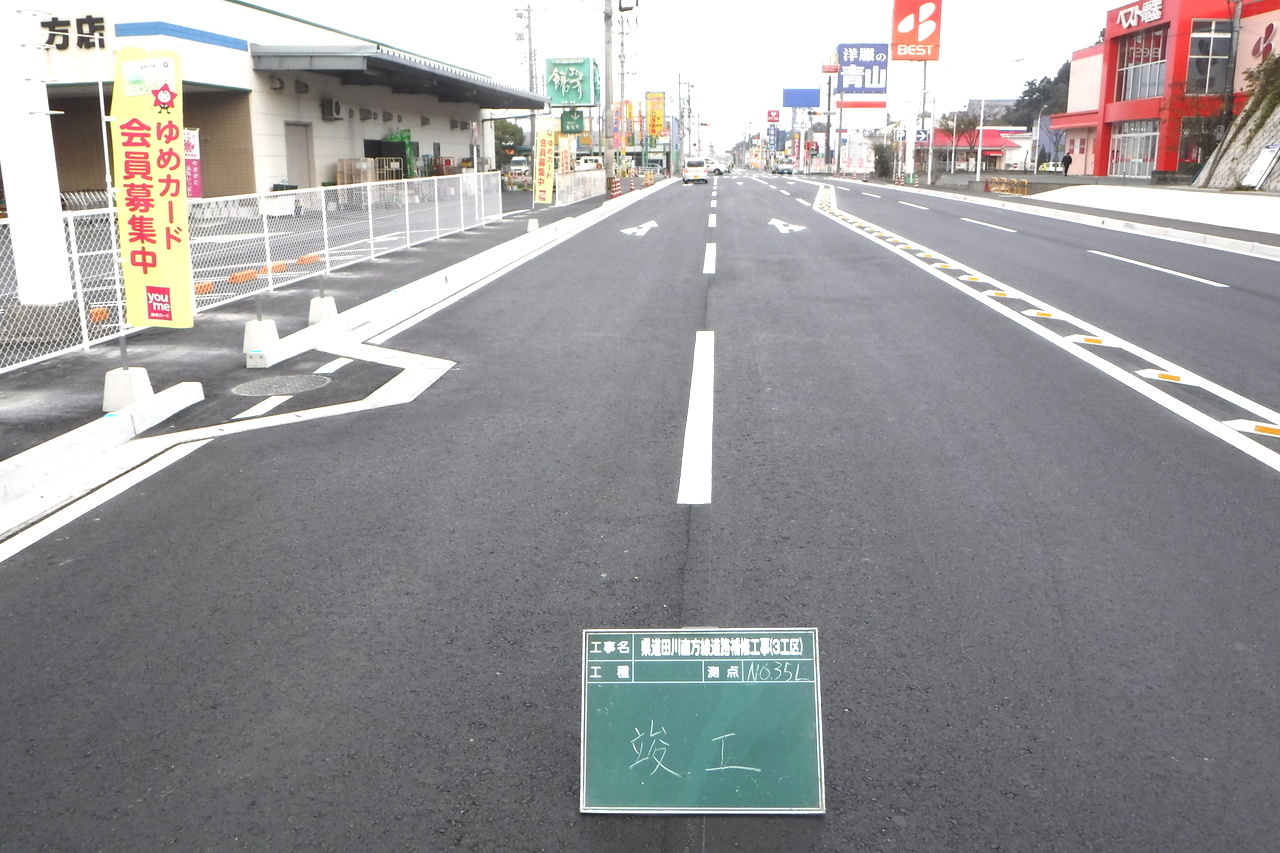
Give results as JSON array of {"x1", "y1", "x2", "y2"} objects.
[{"x1": 576, "y1": 156, "x2": 604, "y2": 171}]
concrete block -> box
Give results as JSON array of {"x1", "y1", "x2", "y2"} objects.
[
  {"x1": 243, "y1": 318, "x2": 279, "y2": 354},
  {"x1": 103, "y1": 366, "x2": 154, "y2": 412},
  {"x1": 308, "y1": 295, "x2": 339, "y2": 325}
]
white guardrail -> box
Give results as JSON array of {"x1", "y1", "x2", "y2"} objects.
[
  {"x1": 554, "y1": 170, "x2": 608, "y2": 206},
  {"x1": 0, "y1": 171, "x2": 503, "y2": 375}
]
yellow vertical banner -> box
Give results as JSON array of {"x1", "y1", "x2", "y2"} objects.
[
  {"x1": 110, "y1": 47, "x2": 194, "y2": 328},
  {"x1": 646, "y1": 92, "x2": 665, "y2": 139},
  {"x1": 534, "y1": 129, "x2": 556, "y2": 204}
]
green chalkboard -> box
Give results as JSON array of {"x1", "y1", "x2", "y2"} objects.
[{"x1": 580, "y1": 629, "x2": 824, "y2": 814}]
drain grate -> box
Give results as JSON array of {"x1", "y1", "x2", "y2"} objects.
[{"x1": 231, "y1": 375, "x2": 332, "y2": 396}]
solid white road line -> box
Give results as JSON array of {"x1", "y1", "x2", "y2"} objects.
[
  {"x1": 677, "y1": 331, "x2": 714, "y2": 505},
  {"x1": 703, "y1": 243, "x2": 717, "y2": 274},
  {"x1": 813, "y1": 200, "x2": 1280, "y2": 475},
  {"x1": 233, "y1": 395, "x2": 292, "y2": 420},
  {"x1": 314, "y1": 357, "x2": 352, "y2": 374},
  {"x1": 0, "y1": 440, "x2": 213, "y2": 565},
  {"x1": 962, "y1": 217, "x2": 1018, "y2": 233},
  {"x1": 1088, "y1": 250, "x2": 1229, "y2": 288}
]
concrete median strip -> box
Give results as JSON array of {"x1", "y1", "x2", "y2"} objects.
[{"x1": 0, "y1": 382, "x2": 204, "y2": 536}]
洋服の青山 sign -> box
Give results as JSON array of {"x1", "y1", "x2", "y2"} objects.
[
  {"x1": 110, "y1": 47, "x2": 194, "y2": 328},
  {"x1": 836, "y1": 43, "x2": 889, "y2": 94},
  {"x1": 891, "y1": 0, "x2": 941, "y2": 60}
]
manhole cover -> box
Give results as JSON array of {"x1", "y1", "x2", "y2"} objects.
[{"x1": 231, "y1": 375, "x2": 332, "y2": 396}]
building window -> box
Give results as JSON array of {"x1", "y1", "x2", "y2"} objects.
[
  {"x1": 1115, "y1": 26, "x2": 1168, "y2": 101},
  {"x1": 1186, "y1": 20, "x2": 1234, "y2": 95},
  {"x1": 1109, "y1": 119, "x2": 1159, "y2": 177}
]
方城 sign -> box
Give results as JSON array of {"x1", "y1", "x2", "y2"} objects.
[{"x1": 580, "y1": 628, "x2": 824, "y2": 814}]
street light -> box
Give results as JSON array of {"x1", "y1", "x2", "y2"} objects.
[{"x1": 1032, "y1": 104, "x2": 1048, "y2": 172}]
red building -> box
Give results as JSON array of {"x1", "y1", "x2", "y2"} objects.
[{"x1": 1051, "y1": 0, "x2": 1280, "y2": 178}]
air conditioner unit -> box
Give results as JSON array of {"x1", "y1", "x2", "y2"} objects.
[{"x1": 321, "y1": 98, "x2": 344, "y2": 121}]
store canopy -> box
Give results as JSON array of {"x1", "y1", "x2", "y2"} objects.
[
  {"x1": 252, "y1": 44, "x2": 546, "y2": 110},
  {"x1": 929, "y1": 128, "x2": 1021, "y2": 150}
]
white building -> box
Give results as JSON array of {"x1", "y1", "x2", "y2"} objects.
[{"x1": 7, "y1": 0, "x2": 544, "y2": 199}]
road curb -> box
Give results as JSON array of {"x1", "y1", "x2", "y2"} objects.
[{"x1": 0, "y1": 381, "x2": 204, "y2": 513}]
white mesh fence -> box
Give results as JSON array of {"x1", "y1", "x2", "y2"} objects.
[{"x1": 1, "y1": 172, "x2": 502, "y2": 374}]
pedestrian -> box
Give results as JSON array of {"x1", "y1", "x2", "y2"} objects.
[{"x1": 1062, "y1": 152, "x2": 1073, "y2": 175}]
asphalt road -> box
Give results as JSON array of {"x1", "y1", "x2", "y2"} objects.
[{"x1": 2, "y1": 174, "x2": 1280, "y2": 851}]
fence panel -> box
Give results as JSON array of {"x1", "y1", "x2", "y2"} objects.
[{"x1": 0, "y1": 172, "x2": 505, "y2": 375}]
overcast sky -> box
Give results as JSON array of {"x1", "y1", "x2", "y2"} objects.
[{"x1": 262, "y1": 0, "x2": 1127, "y2": 151}]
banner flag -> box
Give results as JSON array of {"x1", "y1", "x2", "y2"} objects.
[
  {"x1": 110, "y1": 47, "x2": 194, "y2": 328},
  {"x1": 646, "y1": 92, "x2": 665, "y2": 139},
  {"x1": 534, "y1": 129, "x2": 556, "y2": 204}
]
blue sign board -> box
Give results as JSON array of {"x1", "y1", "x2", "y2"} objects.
[
  {"x1": 781, "y1": 88, "x2": 821, "y2": 108},
  {"x1": 836, "y1": 43, "x2": 889, "y2": 94}
]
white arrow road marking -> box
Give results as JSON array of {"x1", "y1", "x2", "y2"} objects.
[
  {"x1": 621, "y1": 220, "x2": 659, "y2": 236},
  {"x1": 768, "y1": 219, "x2": 807, "y2": 234}
]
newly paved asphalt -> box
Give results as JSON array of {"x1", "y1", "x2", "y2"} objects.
[{"x1": 2, "y1": 175, "x2": 1280, "y2": 851}]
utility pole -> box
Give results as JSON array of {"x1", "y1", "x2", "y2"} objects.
[
  {"x1": 517, "y1": 5, "x2": 539, "y2": 209},
  {"x1": 602, "y1": 0, "x2": 615, "y2": 188}
]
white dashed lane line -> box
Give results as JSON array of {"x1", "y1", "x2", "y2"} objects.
[{"x1": 1088, "y1": 249, "x2": 1229, "y2": 288}]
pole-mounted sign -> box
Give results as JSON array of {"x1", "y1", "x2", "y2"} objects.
[{"x1": 891, "y1": 0, "x2": 942, "y2": 60}]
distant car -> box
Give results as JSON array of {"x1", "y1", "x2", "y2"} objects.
[
  {"x1": 682, "y1": 158, "x2": 709, "y2": 184},
  {"x1": 1038, "y1": 161, "x2": 1064, "y2": 173},
  {"x1": 774, "y1": 158, "x2": 795, "y2": 175},
  {"x1": 707, "y1": 159, "x2": 731, "y2": 176},
  {"x1": 506, "y1": 155, "x2": 530, "y2": 177}
]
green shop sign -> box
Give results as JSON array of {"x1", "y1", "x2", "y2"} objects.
[
  {"x1": 546, "y1": 57, "x2": 599, "y2": 107},
  {"x1": 560, "y1": 109, "x2": 585, "y2": 134}
]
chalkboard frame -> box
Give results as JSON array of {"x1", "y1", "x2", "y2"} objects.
[{"x1": 580, "y1": 628, "x2": 825, "y2": 814}]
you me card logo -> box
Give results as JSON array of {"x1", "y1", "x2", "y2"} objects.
[
  {"x1": 891, "y1": 0, "x2": 941, "y2": 60},
  {"x1": 145, "y1": 285, "x2": 173, "y2": 322}
]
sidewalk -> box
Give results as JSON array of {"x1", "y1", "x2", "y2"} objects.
[{"x1": 921, "y1": 180, "x2": 1280, "y2": 250}]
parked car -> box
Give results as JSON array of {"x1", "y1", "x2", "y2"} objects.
[
  {"x1": 576, "y1": 155, "x2": 604, "y2": 171},
  {"x1": 1038, "y1": 161, "x2": 1064, "y2": 173},
  {"x1": 707, "y1": 159, "x2": 731, "y2": 176},
  {"x1": 506, "y1": 155, "x2": 530, "y2": 176},
  {"x1": 682, "y1": 158, "x2": 709, "y2": 184}
]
